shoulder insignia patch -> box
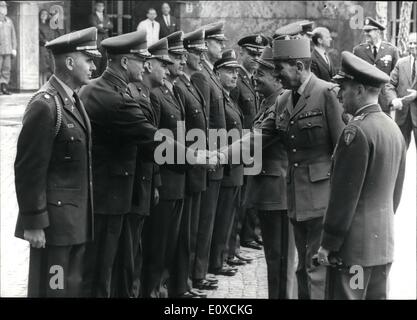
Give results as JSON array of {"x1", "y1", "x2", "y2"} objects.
[{"x1": 344, "y1": 126, "x2": 357, "y2": 146}]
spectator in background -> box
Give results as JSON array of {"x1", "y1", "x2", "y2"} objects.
[
  {"x1": 156, "y1": 2, "x2": 178, "y2": 38},
  {"x1": 0, "y1": 1, "x2": 16, "y2": 95},
  {"x1": 39, "y1": 9, "x2": 61, "y2": 86},
  {"x1": 89, "y1": 0, "x2": 113, "y2": 76},
  {"x1": 311, "y1": 27, "x2": 335, "y2": 82},
  {"x1": 137, "y1": 8, "x2": 159, "y2": 46}
]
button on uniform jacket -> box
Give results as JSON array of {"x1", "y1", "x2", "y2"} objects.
[
  {"x1": 174, "y1": 74, "x2": 208, "y2": 194},
  {"x1": 231, "y1": 68, "x2": 259, "y2": 129},
  {"x1": 150, "y1": 84, "x2": 186, "y2": 200},
  {"x1": 245, "y1": 89, "x2": 288, "y2": 211},
  {"x1": 79, "y1": 70, "x2": 161, "y2": 215},
  {"x1": 15, "y1": 75, "x2": 93, "y2": 246},
  {"x1": 311, "y1": 48, "x2": 335, "y2": 82},
  {"x1": 128, "y1": 81, "x2": 162, "y2": 215},
  {"x1": 385, "y1": 55, "x2": 417, "y2": 127},
  {"x1": 321, "y1": 104, "x2": 406, "y2": 266},
  {"x1": 192, "y1": 59, "x2": 226, "y2": 180}
]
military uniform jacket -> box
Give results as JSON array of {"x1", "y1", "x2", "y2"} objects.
[
  {"x1": 231, "y1": 68, "x2": 258, "y2": 129},
  {"x1": 257, "y1": 74, "x2": 344, "y2": 221},
  {"x1": 385, "y1": 55, "x2": 417, "y2": 127},
  {"x1": 150, "y1": 84, "x2": 186, "y2": 200},
  {"x1": 174, "y1": 74, "x2": 208, "y2": 194},
  {"x1": 128, "y1": 82, "x2": 162, "y2": 215},
  {"x1": 15, "y1": 75, "x2": 93, "y2": 246},
  {"x1": 79, "y1": 69, "x2": 161, "y2": 215},
  {"x1": 321, "y1": 104, "x2": 406, "y2": 266},
  {"x1": 353, "y1": 41, "x2": 399, "y2": 112},
  {"x1": 222, "y1": 91, "x2": 244, "y2": 187},
  {"x1": 192, "y1": 59, "x2": 226, "y2": 180},
  {"x1": 245, "y1": 89, "x2": 288, "y2": 211}
]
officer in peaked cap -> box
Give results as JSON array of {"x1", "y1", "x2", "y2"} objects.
[
  {"x1": 209, "y1": 49, "x2": 244, "y2": 278},
  {"x1": 184, "y1": 28, "x2": 208, "y2": 53},
  {"x1": 79, "y1": 29, "x2": 175, "y2": 298},
  {"x1": 317, "y1": 51, "x2": 406, "y2": 300},
  {"x1": 148, "y1": 37, "x2": 174, "y2": 64},
  {"x1": 14, "y1": 27, "x2": 99, "y2": 297},
  {"x1": 229, "y1": 33, "x2": 269, "y2": 265},
  {"x1": 353, "y1": 16, "x2": 399, "y2": 115},
  {"x1": 273, "y1": 20, "x2": 314, "y2": 40},
  {"x1": 272, "y1": 36, "x2": 345, "y2": 299},
  {"x1": 203, "y1": 21, "x2": 228, "y2": 42}
]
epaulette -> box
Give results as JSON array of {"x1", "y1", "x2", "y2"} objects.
[{"x1": 352, "y1": 112, "x2": 370, "y2": 122}]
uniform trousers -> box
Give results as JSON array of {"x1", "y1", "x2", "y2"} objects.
[
  {"x1": 83, "y1": 214, "x2": 124, "y2": 297},
  {"x1": 326, "y1": 263, "x2": 392, "y2": 300},
  {"x1": 141, "y1": 199, "x2": 184, "y2": 298},
  {"x1": 291, "y1": 216, "x2": 327, "y2": 300},
  {"x1": 209, "y1": 186, "x2": 240, "y2": 271},
  {"x1": 193, "y1": 180, "x2": 221, "y2": 280},
  {"x1": 0, "y1": 54, "x2": 11, "y2": 84},
  {"x1": 169, "y1": 192, "x2": 202, "y2": 296},
  {"x1": 258, "y1": 210, "x2": 297, "y2": 299},
  {"x1": 28, "y1": 244, "x2": 85, "y2": 297},
  {"x1": 111, "y1": 213, "x2": 146, "y2": 298}
]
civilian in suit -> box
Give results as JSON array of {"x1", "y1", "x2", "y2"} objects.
[
  {"x1": 311, "y1": 27, "x2": 335, "y2": 82},
  {"x1": 353, "y1": 17, "x2": 399, "y2": 115},
  {"x1": 385, "y1": 32, "x2": 417, "y2": 149},
  {"x1": 14, "y1": 28, "x2": 100, "y2": 297},
  {"x1": 88, "y1": 1, "x2": 113, "y2": 76},
  {"x1": 317, "y1": 51, "x2": 406, "y2": 300},
  {"x1": 244, "y1": 46, "x2": 296, "y2": 299},
  {"x1": 157, "y1": 2, "x2": 179, "y2": 38},
  {"x1": 0, "y1": 1, "x2": 16, "y2": 95},
  {"x1": 137, "y1": 8, "x2": 160, "y2": 46}
]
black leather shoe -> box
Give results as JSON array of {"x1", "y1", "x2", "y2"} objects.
[
  {"x1": 241, "y1": 240, "x2": 263, "y2": 250},
  {"x1": 227, "y1": 256, "x2": 246, "y2": 266},
  {"x1": 1, "y1": 83, "x2": 11, "y2": 95},
  {"x1": 205, "y1": 274, "x2": 218, "y2": 284},
  {"x1": 193, "y1": 279, "x2": 218, "y2": 290},
  {"x1": 178, "y1": 291, "x2": 201, "y2": 298},
  {"x1": 235, "y1": 253, "x2": 254, "y2": 262},
  {"x1": 255, "y1": 236, "x2": 264, "y2": 245},
  {"x1": 210, "y1": 265, "x2": 238, "y2": 276},
  {"x1": 189, "y1": 289, "x2": 207, "y2": 298}
]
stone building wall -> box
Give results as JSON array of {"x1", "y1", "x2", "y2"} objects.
[{"x1": 178, "y1": 1, "x2": 378, "y2": 69}]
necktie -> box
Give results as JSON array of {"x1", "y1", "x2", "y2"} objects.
[
  {"x1": 151, "y1": 21, "x2": 154, "y2": 29},
  {"x1": 324, "y1": 52, "x2": 330, "y2": 66},
  {"x1": 72, "y1": 92, "x2": 84, "y2": 120},
  {"x1": 373, "y1": 45, "x2": 378, "y2": 59},
  {"x1": 166, "y1": 15, "x2": 170, "y2": 26},
  {"x1": 292, "y1": 91, "x2": 300, "y2": 108},
  {"x1": 412, "y1": 58, "x2": 416, "y2": 82}
]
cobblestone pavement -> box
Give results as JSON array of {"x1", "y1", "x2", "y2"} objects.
[{"x1": 0, "y1": 94, "x2": 415, "y2": 299}]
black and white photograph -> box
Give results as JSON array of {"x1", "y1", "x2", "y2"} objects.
[{"x1": 0, "y1": 0, "x2": 416, "y2": 305}]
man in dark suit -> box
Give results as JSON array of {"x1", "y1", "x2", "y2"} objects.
[
  {"x1": 317, "y1": 51, "x2": 406, "y2": 300},
  {"x1": 353, "y1": 17, "x2": 399, "y2": 115},
  {"x1": 209, "y1": 50, "x2": 244, "y2": 277},
  {"x1": 157, "y1": 2, "x2": 179, "y2": 38},
  {"x1": 244, "y1": 46, "x2": 296, "y2": 299},
  {"x1": 385, "y1": 32, "x2": 417, "y2": 148},
  {"x1": 311, "y1": 27, "x2": 335, "y2": 82},
  {"x1": 89, "y1": 1, "x2": 113, "y2": 76},
  {"x1": 14, "y1": 27, "x2": 100, "y2": 297}
]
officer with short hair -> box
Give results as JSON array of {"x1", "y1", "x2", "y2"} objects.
[
  {"x1": 14, "y1": 27, "x2": 100, "y2": 297},
  {"x1": 353, "y1": 17, "x2": 399, "y2": 115},
  {"x1": 316, "y1": 51, "x2": 406, "y2": 300}
]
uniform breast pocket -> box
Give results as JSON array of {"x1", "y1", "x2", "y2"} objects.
[
  {"x1": 297, "y1": 114, "x2": 325, "y2": 144},
  {"x1": 55, "y1": 131, "x2": 84, "y2": 162}
]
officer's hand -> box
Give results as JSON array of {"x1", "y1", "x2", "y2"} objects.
[
  {"x1": 153, "y1": 188, "x2": 160, "y2": 206},
  {"x1": 24, "y1": 229, "x2": 46, "y2": 249},
  {"x1": 402, "y1": 89, "x2": 417, "y2": 103},
  {"x1": 391, "y1": 98, "x2": 403, "y2": 110},
  {"x1": 98, "y1": 23, "x2": 104, "y2": 28},
  {"x1": 316, "y1": 246, "x2": 330, "y2": 266}
]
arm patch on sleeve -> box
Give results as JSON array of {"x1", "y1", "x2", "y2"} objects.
[{"x1": 343, "y1": 126, "x2": 357, "y2": 146}]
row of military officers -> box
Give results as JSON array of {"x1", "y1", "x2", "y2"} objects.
[{"x1": 14, "y1": 16, "x2": 408, "y2": 299}]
